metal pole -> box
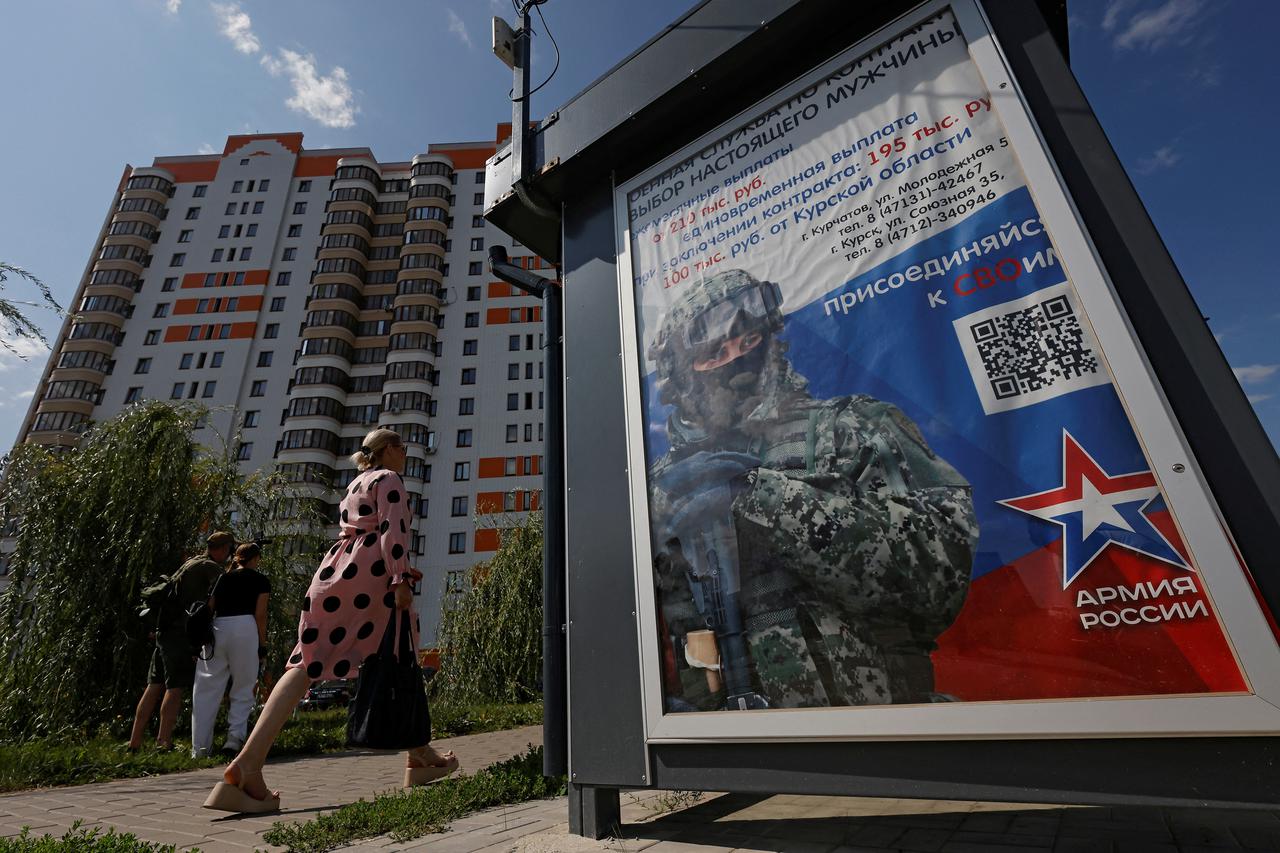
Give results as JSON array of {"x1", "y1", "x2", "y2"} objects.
[
  {"x1": 511, "y1": 5, "x2": 531, "y2": 184},
  {"x1": 542, "y1": 277, "x2": 567, "y2": 776}
]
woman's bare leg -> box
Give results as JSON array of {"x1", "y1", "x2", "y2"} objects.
[{"x1": 226, "y1": 667, "x2": 310, "y2": 798}]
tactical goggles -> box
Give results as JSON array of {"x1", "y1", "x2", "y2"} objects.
[{"x1": 681, "y1": 281, "x2": 781, "y2": 349}]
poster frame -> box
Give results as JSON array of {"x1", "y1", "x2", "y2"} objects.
[{"x1": 611, "y1": 0, "x2": 1280, "y2": 744}]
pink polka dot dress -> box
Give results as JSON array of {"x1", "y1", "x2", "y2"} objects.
[{"x1": 286, "y1": 466, "x2": 422, "y2": 681}]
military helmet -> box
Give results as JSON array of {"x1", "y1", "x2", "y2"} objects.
[{"x1": 649, "y1": 269, "x2": 783, "y2": 379}]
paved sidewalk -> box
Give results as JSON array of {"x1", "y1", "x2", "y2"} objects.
[
  {"x1": 5, "y1": 726, "x2": 1280, "y2": 851},
  {"x1": 0, "y1": 725, "x2": 543, "y2": 850},
  {"x1": 350, "y1": 790, "x2": 1280, "y2": 853}
]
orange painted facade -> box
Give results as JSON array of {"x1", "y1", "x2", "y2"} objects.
[
  {"x1": 224, "y1": 133, "x2": 304, "y2": 156},
  {"x1": 474, "y1": 528, "x2": 501, "y2": 552},
  {"x1": 163, "y1": 321, "x2": 257, "y2": 343},
  {"x1": 173, "y1": 295, "x2": 264, "y2": 315},
  {"x1": 485, "y1": 306, "x2": 542, "y2": 325},
  {"x1": 295, "y1": 154, "x2": 346, "y2": 178},
  {"x1": 158, "y1": 159, "x2": 221, "y2": 183},
  {"x1": 180, "y1": 269, "x2": 271, "y2": 289}
]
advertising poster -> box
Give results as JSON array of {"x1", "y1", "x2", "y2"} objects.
[{"x1": 622, "y1": 9, "x2": 1246, "y2": 713}]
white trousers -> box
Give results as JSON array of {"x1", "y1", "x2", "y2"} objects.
[{"x1": 191, "y1": 615, "x2": 259, "y2": 756}]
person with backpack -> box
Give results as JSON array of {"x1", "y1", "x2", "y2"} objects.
[
  {"x1": 190, "y1": 542, "x2": 271, "y2": 758},
  {"x1": 126, "y1": 531, "x2": 234, "y2": 752}
]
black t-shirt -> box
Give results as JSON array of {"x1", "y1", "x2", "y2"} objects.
[{"x1": 212, "y1": 568, "x2": 271, "y2": 618}]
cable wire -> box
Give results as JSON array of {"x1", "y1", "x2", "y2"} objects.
[{"x1": 508, "y1": 0, "x2": 560, "y2": 103}]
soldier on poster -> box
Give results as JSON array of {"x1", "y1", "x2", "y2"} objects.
[{"x1": 648, "y1": 269, "x2": 979, "y2": 711}]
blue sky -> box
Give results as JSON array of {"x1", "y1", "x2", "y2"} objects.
[{"x1": 0, "y1": 0, "x2": 1275, "y2": 453}]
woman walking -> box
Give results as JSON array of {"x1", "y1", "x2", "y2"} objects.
[
  {"x1": 203, "y1": 428, "x2": 457, "y2": 813},
  {"x1": 191, "y1": 542, "x2": 270, "y2": 758}
]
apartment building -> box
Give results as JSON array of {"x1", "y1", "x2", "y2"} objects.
[{"x1": 12, "y1": 130, "x2": 549, "y2": 637}]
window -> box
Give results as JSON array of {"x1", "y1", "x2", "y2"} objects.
[
  {"x1": 526, "y1": 391, "x2": 534, "y2": 409},
  {"x1": 144, "y1": 329, "x2": 161, "y2": 345},
  {"x1": 237, "y1": 442, "x2": 253, "y2": 461},
  {"x1": 125, "y1": 387, "x2": 142, "y2": 403},
  {"x1": 508, "y1": 363, "x2": 520, "y2": 381},
  {"x1": 240, "y1": 247, "x2": 252, "y2": 261},
  {"x1": 458, "y1": 398, "x2": 474, "y2": 415},
  {"x1": 234, "y1": 272, "x2": 245, "y2": 285},
  {"x1": 193, "y1": 184, "x2": 207, "y2": 197},
  {"x1": 288, "y1": 224, "x2": 302, "y2": 238},
  {"x1": 276, "y1": 272, "x2": 291, "y2": 286},
  {"x1": 460, "y1": 368, "x2": 476, "y2": 385},
  {"x1": 472, "y1": 215, "x2": 484, "y2": 228},
  {"x1": 456, "y1": 429, "x2": 472, "y2": 448},
  {"x1": 202, "y1": 381, "x2": 216, "y2": 398},
  {"x1": 243, "y1": 410, "x2": 259, "y2": 428},
  {"x1": 178, "y1": 229, "x2": 192, "y2": 243},
  {"x1": 258, "y1": 179, "x2": 269, "y2": 192},
  {"x1": 169, "y1": 253, "x2": 185, "y2": 267},
  {"x1": 473, "y1": 193, "x2": 484, "y2": 205},
  {"x1": 250, "y1": 380, "x2": 267, "y2": 397},
  {"x1": 153, "y1": 303, "x2": 169, "y2": 318},
  {"x1": 451, "y1": 496, "x2": 468, "y2": 517},
  {"x1": 171, "y1": 383, "x2": 184, "y2": 399},
  {"x1": 135, "y1": 358, "x2": 151, "y2": 374},
  {"x1": 264, "y1": 323, "x2": 279, "y2": 339},
  {"x1": 257, "y1": 351, "x2": 273, "y2": 367},
  {"x1": 467, "y1": 286, "x2": 481, "y2": 301},
  {"x1": 232, "y1": 180, "x2": 244, "y2": 192},
  {"x1": 464, "y1": 312, "x2": 479, "y2": 328},
  {"x1": 185, "y1": 207, "x2": 200, "y2": 220},
  {"x1": 507, "y1": 393, "x2": 519, "y2": 411},
  {"x1": 253, "y1": 201, "x2": 264, "y2": 214},
  {"x1": 162, "y1": 276, "x2": 177, "y2": 291},
  {"x1": 505, "y1": 457, "x2": 518, "y2": 476},
  {"x1": 506, "y1": 424, "x2": 518, "y2": 442},
  {"x1": 525, "y1": 423, "x2": 533, "y2": 441},
  {"x1": 225, "y1": 202, "x2": 236, "y2": 215},
  {"x1": 453, "y1": 461, "x2": 470, "y2": 481},
  {"x1": 179, "y1": 353, "x2": 193, "y2": 369},
  {"x1": 293, "y1": 202, "x2": 307, "y2": 215},
  {"x1": 270, "y1": 297, "x2": 286, "y2": 312},
  {"x1": 470, "y1": 237, "x2": 484, "y2": 251},
  {"x1": 468, "y1": 261, "x2": 483, "y2": 276},
  {"x1": 448, "y1": 532, "x2": 466, "y2": 554},
  {"x1": 211, "y1": 351, "x2": 224, "y2": 368},
  {"x1": 240, "y1": 202, "x2": 249, "y2": 214},
  {"x1": 462, "y1": 339, "x2": 478, "y2": 356},
  {"x1": 508, "y1": 334, "x2": 520, "y2": 351},
  {"x1": 298, "y1": 179, "x2": 312, "y2": 192},
  {"x1": 211, "y1": 249, "x2": 223, "y2": 263},
  {"x1": 282, "y1": 247, "x2": 296, "y2": 261},
  {"x1": 218, "y1": 225, "x2": 231, "y2": 239},
  {"x1": 246, "y1": 224, "x2": 258, "y2": 237}
]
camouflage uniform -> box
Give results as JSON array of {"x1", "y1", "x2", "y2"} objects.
[{"x1": 649, "y1": 270, "x2": 977, "y2": 709}]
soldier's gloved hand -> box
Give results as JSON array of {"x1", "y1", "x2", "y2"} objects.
[
  {"x1": 653, "y1": 451, "x2": 760, "y2": 536},
  {"x1": 652, "y1": 450, "x2": 759, "y2": 497}
]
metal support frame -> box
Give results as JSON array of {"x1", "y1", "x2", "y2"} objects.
[
  {"x1": 568, "y1": 783, "x2": 621, "y2": 840},
  {"x1": 487, "y1": 245, "x2": 568, "y2": 777}
]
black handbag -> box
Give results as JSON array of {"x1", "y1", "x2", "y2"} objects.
[{"x1": 346, "y1": 609, "x2": 431, "y2": 749}]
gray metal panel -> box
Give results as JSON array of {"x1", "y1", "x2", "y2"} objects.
[
  {"x1": 562, "y1": 175, "x2": 648, "y2": 787},
  {"x1": 652, "y1": 738, "x2": 1280, "y2": 807}
]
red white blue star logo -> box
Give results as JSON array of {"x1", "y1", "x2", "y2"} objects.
[{"x1": 999, "y1": 431, "x2": 1190, "y2": 588}]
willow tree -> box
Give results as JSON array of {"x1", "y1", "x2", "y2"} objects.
[
  {"x1": 0, "y1": 401, "x2": 328, "y2": 740},
  {"x1": 432, "y1": 510, "x2": 543, "y2": 705},
  {"x1": 0, "y1": 262, "x2": 62, "y2": 357}
]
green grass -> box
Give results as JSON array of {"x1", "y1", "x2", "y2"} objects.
[
  {"x1": 262, "y1": 745, "x2": 565, "y2": 853},
  {"x1": 0, "y1": 822, "x2": 180, "y2": 852},
  {"x1": 0, "y1": 702, "x2": 542, "y2": 793}
]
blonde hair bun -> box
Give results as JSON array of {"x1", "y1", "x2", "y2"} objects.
[{"x1": 350, "y1": 427, "x2": 401, "y2": 470}]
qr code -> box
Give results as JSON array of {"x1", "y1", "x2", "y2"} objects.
[{"x1": 953, "y1": 282, "x2": 1109, "y2": 414}]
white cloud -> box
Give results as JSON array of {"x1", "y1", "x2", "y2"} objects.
[
  {"x1": 1136, "y1": 145, "x2": 1180, "y2": 174},
  {"x1": 196, "y1": 142, "x2": 218, "y2": 155},
  {"x1": 1101, "y1": 0, "x2": 1133, "y2": 31},
  {"x1": 166, "y1": 0, "x2": 181, "y2": 13},
  {"x1": 261, "y1": 50, "x2": 358, "y2": 129},
  {"x1": 0, "y1": 337, "x2": 49, "y2": 370},
  {"x1": 447, "y1": 9, "x2": 473, "y2": 49},
  {"x1": 211, "y1": 2, "x2": 260, "y2": 54},
  {"x1": 1248, "y1": 393, "x2": 1273, "y2": 404},
  {"x1": 1113, "y1": 0, "x2": 1203, "y2": 51},
  {"x1": 17, "y1": 389, "x2": 33, "y2": 400},
  {"x1": 1233, "y1": 364, "x2": 1279, "y2": 385},
  {"x1": 1185, "y1": 62, "x2": 1221, "y2": 88}
]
